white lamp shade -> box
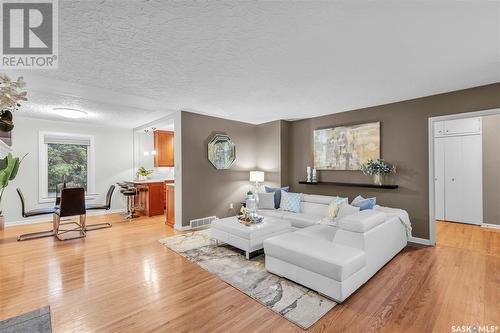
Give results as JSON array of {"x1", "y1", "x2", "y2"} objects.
[{"x1": 249, "y1": 171, "x2": 264, "y2": 182}]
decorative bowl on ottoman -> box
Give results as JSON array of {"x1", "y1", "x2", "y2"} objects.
[{"x1": 237, "y1": 214, "x2": 264, "y2": 225}]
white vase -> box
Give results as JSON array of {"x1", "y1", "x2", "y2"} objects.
[
  {"x1": 373, "y1": 174, "x2": 383, "y2": 186},
  {"x1": 0, "y1": 215, "x2": 4, "y2": 230}
]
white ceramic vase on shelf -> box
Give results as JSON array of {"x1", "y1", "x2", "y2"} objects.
[
  {"x1": 312, "y1": 168, "x2": 317, "y2": 183},
  {"x1": 373, "y1": 174, "x2": 383, "y2": 186}
]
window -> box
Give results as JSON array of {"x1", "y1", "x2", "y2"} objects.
[{"x1": 39, "y1": 132, "x2": 95, "y2": 202}]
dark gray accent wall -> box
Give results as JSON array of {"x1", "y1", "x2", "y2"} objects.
[
  {"x1": 280, "y1": 121, "x2": 290, "y2": 186},
  {"x1": 181, "y1": 112, "x2": 283, "y2": 226},
  {"x1": 482, "y1": 113, "x2": 500, "y2": 226},
  {"x1": 286, "y1": 83, "x2": 500, "y2": 239},
  {"x1": 256, "y1": 121, "x2": 281, "y2": 187}
]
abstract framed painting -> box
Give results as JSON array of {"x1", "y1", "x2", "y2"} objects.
[{"x1": 313, "y1": 122, "x2": 380, "y2": 170}]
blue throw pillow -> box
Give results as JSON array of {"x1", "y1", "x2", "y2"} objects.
[
  {"x1": 351, "y1": 196, "x2": 376, "y2": 211},
  {"x1": 265, "y1": 186, "x2": 290, "y2": 209},
  {"x1": 280, "y1": 191, "x2": 302, "y2": 213}
]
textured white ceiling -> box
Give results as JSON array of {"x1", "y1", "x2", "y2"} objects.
[{"x1": 11, "y1": 0, "x2": 500, "y2": 127}]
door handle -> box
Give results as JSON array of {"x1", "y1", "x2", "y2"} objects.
[{"x1": 451, "y1": 178, "x2": 455, "y2": 182}]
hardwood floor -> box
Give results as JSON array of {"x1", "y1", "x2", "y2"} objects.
[{"x1": 1, "y1": 216, "x2": 499, "y2": 332}]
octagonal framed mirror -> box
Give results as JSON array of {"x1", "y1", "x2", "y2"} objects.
[{"x1": 208, "y1": 134, "x2": 236, "y2": 170}]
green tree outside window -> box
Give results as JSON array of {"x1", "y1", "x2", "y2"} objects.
[{"x1": 48, "y1": 143, "x2": 88, "y2": 195}]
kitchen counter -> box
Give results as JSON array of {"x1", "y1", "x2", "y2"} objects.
[
  {"x1": 130, "y1": 179, "x2": 173, "y2": 184},
  {"x1": 129, "y1": 180, "x2": 170, "y2": 217}
]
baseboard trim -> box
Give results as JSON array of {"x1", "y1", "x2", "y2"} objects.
[
  {"x1": 481, "y1": 223, "x2": 500, "y2": 230},
  {"x1": 408, "y1": 236, "x2": 433, "y2": 246},
  {"x1": 176, "y1": 225, "x2": 193, "y2": 231},
  {"x1": 176, "y1": 224, "x2": 212, "y2": 231},
  {"x1": 6, "y1": 209, "x2": 126, "y2": 227}
]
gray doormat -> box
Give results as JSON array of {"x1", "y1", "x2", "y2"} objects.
[{"x1": 0, "y1": 306, "x2": 52, "y2": 333}]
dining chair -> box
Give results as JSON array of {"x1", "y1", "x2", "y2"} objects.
[
  {"x1": 16, "y1": 188, "x2": 57, "y2": 241},
  {"x1": 84, "y1": 185, "x2": 115, "y2": 230},
  {"x1": 55, "y1": 182, "x2": 81, "y2": 206},
  {"x1": 53, "y1": 187, "x2": 86, "y2": 241}
]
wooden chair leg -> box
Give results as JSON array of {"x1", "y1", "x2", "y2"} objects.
[
  {"x1": 17, "y1": 214, "x2": 57, "y2": 242},
  {"x1": 80, "y1": 214, "x2": 86, "y2": 229},
  {"x1": 53, "y1": 214, "x2": 60, "y2": 235},
  {"x1": 54, "y1": 214, "x2": 86, "y2": 241},
  {"x1": 17, "y1": 230, "x2": 55, "y2": 241},
  {"x1": 85, "y1": 222, "x2": 112, "y2": 231}
]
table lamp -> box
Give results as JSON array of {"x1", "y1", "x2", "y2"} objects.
[{"x1": 249, "y1": 171, "x2": 264, "y2": 194}]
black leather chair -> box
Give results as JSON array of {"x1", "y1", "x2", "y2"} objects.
[
  {"x1": 55, "y1": 182, "x2": 81, "y2": 206},
  {"x1": 17, "y1": 188, "x2": 57, "y2": 241},
  {"x1": 84, "y1": 185, "x2": 115, "y2": 231},
  {"x1": 53, "y1": 187, "x2": 86, "y2": 241}
]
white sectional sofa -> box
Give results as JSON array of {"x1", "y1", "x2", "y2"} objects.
[
  {"x1": 259, "y1": 194, "x2": 349, "y2": 229},
  {"x1": 259, "y1": 193, "x2": 408, "y2": 303}
]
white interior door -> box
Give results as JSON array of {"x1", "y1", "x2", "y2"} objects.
[
  {"x1": 434, "y1": 137, "x2": 445, "y2": 220},
  {"x1": 444, "y1": 136, "x2": 463, "y2": 222},
  {"x1": 460, "y1": 135, "x2": 483, "y2": 224},
  {"x1": 442, "y1": 134, "x2": 483, "y2": 225}
]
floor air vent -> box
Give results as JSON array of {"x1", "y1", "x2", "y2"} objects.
[{"x1": 190, "y1": 216, "x2": 216, "y2": 229}]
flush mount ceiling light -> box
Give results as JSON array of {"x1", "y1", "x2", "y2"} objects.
[{"x1": 52, "y1": 108, "x2": 88, "y2": 119}]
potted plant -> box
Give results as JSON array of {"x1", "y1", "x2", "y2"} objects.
[
  {"x1": 0, "y1": 74, "x2": 27, "y2": 132},
  {"x1": 136, "y1": 166, "x2": 153, "y2": 180},
  {"x1": 0, "y1": 153, "x2": 27, "y2": 229},
  {"x1": 361, "y1": 158, "x2": 396, "y2": 186}
]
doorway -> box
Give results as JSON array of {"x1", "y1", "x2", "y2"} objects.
[
  {"x1": 428, "y1": 108, "x2": 500, "y2": 245},
  {"x1": 133, "y1": 111, "x2": 183, "y2": 230}
]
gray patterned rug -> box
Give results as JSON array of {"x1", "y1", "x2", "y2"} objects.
[
  {"x1": 159, "y1": 229, "x2": 336, "y2": 329},
  {"x1": 0, "y1": 306, "x2": 51, "y2": 333}
]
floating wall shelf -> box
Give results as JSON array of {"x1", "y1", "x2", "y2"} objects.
[{"x1": 298, "y1": 181, "x2": 399, "y2": 189}]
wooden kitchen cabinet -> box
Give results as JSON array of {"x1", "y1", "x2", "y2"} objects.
[
  {"x1": 134, "y1": 182, "x2": 165, "y2": 217},
  {"x1": 165, "y1": 184, "x2": 175, "y2": 227},
  {"x1": 154, "y1": 130, "x2": 174, "y2": 167}
]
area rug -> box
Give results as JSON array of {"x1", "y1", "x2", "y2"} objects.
[
  {"x1": 0, "y1": 306, "x2": 52, "y2": 333},
  {"x1": 159, "y1": 229, "x2": 336, "y2": 329}
]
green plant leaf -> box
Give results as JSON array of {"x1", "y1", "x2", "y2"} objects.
[
  {"x1": 0, "y1": 155, "x2": 7, "y2": 171},
  {"x1": 8, "y1": 158, "x2": 20, "y2": 180},
  {"x1": 0, "y1": 169, "x2": 10, "y2": 188}
]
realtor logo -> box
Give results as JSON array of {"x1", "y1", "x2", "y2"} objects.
[{"x1": 1, "y1": 0, "x2": 58, "y2": 68}]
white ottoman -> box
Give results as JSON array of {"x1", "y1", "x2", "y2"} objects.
[{"x1": 211, "y1": 216, "x2": 291, "y2": 259}]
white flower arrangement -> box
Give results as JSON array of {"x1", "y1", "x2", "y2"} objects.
[
  {"x1": 240, "y1": 206, "x2": 250, "y2": 216},
  {"x1": 0, "y1": 73, "x2": 27, "y2": 113},
  {"x1": 361, "y1": 159, "x2": 396, "y2": 176}
]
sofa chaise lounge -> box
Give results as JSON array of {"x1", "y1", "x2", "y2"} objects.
[{"x1": 259, "y1": 193, "x2": 409, "y2": 303}]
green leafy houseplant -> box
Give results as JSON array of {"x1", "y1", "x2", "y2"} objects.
[
  {"x1": 0, "y1": 153, "x2": 27, "y2": 228},
  {"x1": 361, "y1": 159, "x2": 396, "y2": 185},
  {"x1": 137, "y1": 166, "x2": 154, "y2": 179}
]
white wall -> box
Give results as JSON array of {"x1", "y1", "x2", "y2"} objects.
[
  {"x1": 133, "y1": 131, "x2": 175, "y2": 180},
  {"x1": 4, "y1": 117, "x2": 134, "y2": 225}
]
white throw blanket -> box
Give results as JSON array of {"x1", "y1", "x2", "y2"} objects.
[{"x1": 374, "y1": 205, "x2": 412, "y2": 239}]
